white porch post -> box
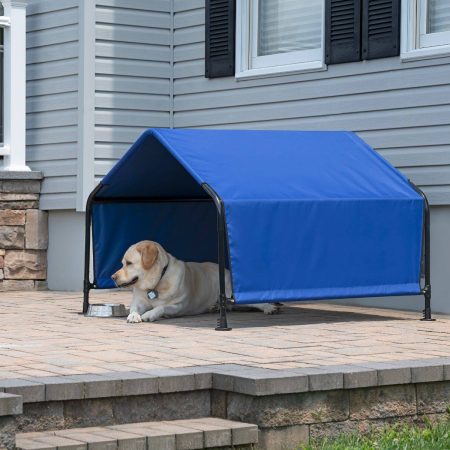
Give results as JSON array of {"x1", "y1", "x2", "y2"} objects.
[{"x1": 2, "y1": 0, "x2": 30, "y2": 171}]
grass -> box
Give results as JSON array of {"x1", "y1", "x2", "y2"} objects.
[{"x1": 298, "y1": 416, "x2": 450, "y2": 450}]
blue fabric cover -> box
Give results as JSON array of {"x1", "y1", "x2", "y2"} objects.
[
  {"x1": 94, "y1": 128, "x2": 423, "y2": 303},
  {"x1": 93, "y1": 202, "x2": 219, "y2": 289}
]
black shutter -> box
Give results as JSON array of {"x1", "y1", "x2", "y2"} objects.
[
  {"x1": 205, "y1": 0, "x2": 235, "y2": 78},
  {"x1": 362, "y1": 0, "x2": 400, "y2": 60},
  {"x1": 325, "y1": 0, "x2": 361, "y2": 64}
]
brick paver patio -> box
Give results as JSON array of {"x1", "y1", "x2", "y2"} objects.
[{"x1": 1, "y1": 290, "x2": 449, "y2": 380}]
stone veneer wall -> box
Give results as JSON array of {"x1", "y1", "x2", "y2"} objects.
[{"x1": 0, "y1": 172, "x2": 47, "y2": 291}]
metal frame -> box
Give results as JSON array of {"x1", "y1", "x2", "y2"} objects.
[
  {"x1": 83, "y1": 183, "x2": 103, "y2": 314},
  {"x1": 409, "y1": 180, "x2": 434, "y2": 321},
  {"x1": 83, "y1": 181, "x2": 434, "y2": 328},
  {"x1": 202, "y1": 183, "x2": 232, "y2": 330}
]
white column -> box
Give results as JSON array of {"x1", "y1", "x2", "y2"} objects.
[{"x1": 2, "y1": 1, "x2": 30, "y2": 171}]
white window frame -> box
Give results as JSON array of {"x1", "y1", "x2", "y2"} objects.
[
  {"x1": 236, "y1": 0, "x2": 326, "y2": 80},
  {"x1": 0, "y1": 1, "x2": 30, "y2": 171},
  {"x1": 401, "y1": 0, "x2": 450, "y2": 61}
]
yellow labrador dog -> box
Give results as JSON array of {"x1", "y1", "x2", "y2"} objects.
[{"x1": 111, "y1": 240, "x2": 279, "y2": 323}]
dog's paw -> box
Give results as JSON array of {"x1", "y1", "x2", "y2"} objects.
[
  {"x1": 262, "y1": 303, "x2": 281, "y2": 315},
  {"x1": 141, "y1": 310, "x2": 158, "y2": 322},
  {"x1": 127, "y1": 311, "x2": 142, "y2": 323}
]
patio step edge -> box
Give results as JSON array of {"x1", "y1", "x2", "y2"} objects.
[
  {"x1": 1, "y1": 358, "x2": 449, "y2": 403},
  {"x1": 15, "y1": 417, "x2": 258, "y2": 450},
  {"x1": 0, "y1": 392, "x2": 22, "y2": 416}
]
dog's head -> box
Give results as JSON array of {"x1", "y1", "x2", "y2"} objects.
[{"x1": 111, "y1": 240, "x2": 167, "y2": 290}]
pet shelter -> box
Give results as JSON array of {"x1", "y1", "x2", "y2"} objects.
[{"x1": 83, "y1": 128, "x2": 432, "y2": 330}]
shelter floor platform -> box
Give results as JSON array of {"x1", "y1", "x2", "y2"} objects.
[{"x1": 0, "y1": 290, "x2": 449, "y2": 379}]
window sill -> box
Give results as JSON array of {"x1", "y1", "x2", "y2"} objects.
[
  {"x1": 235, "y1": 60, "x2": 326, "y2": 81},
  {"x1": 401, "y1": 45, "x2": 450, "y2": 62},
  {"x1": 0, "y1": 16, "x2": 11, "y2": 27},
  {"x1": 0, "y1": 146, "x2": 10, "y2": 156}
]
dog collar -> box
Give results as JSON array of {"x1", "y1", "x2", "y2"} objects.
[{"x1": 147, "y1": 262, "x2": 169, "y2": 300}]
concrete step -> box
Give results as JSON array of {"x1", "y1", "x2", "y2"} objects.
[
  {"x1": 0, "y1": 392, "x2": 22, "y2": 417},
  {"x1": 16, "y1": 417, "x2": 258, "y2": 450}
]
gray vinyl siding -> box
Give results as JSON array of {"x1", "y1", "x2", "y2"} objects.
[
  {"x1": 94, "y1": 0, "x2": 172, "y2": 181},
  {"x1": 24, "y1": 0, "x2": 450, "y2": 209},
  {"x1": 173, "y1": 0, "x2": 450, "y2": 205},
  {"x1": 26, "y1": 0, "x2": 79, "y2": 210}
]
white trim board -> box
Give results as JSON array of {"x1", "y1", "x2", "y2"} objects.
[{"x1": 76, "y1": 0, "x2": 95, "y2": 212}]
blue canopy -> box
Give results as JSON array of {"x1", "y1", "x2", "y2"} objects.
[{"x1": 92, "y1": 128, "x2": 424, "y2": 304}]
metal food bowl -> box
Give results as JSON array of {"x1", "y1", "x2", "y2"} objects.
[{"x1": 86, "y1": 303, "x2": 128, "y2": 318}]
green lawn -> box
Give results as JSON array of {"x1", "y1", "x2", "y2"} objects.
[{"x1": 298, "y1": 417, "x2": 450, "y2": 450}]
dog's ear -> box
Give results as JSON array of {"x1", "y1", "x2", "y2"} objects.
[{"x1": 136, "y1": 242, "x2": 158, "y2": 270}]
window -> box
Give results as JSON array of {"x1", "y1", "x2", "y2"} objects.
[
  {"x1": 419, "y1": 0, "x2": 450, "y2": 47},
  {"x1": 236, "y1": 0, "x2": 325, "y2": 79},
  {"x1": 402, "y1": 0, "x2": 450, "y2": 60},
  {"x1": 206, "y1": 0, "x2": 400, "y2": 79}
]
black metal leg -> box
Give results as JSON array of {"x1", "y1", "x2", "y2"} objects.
[
  {"x1": 83, "y1": 288, "x2": 90, "y2": 315},
  {"x1": 409, "y1": 181, "x2": 435, "y2": 322},
  {"x1": 217, "y1": 295, "x2": 230, "y2": 330},
  {"x1": 202, "y1": 183, "x2": 232, "y2": 330},
  {"x1": 83, "y1": 184, "x2": 102, "y2": 314},
  {"x1": 422, "y1": 285, "x2": 433, "y2": 321},
  {"x1": 215, "y1": 199, "x2": 231, "y2": 331},
  {"x1": 83, "y1": 200, "x2": 93, "y2": 314},
  {"x1": 419, "y1": 189, "x2": 435, "y2": 321}
]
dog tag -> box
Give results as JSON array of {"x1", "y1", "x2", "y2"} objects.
[{"x1": 147, "y1": 290, "x2": 158, "y2": 300}]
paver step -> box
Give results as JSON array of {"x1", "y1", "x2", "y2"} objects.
[
  {"x1": 0, "y1": 392, "x2": 22, "y2": 416},
  {"x1": 16, "y1": 417, "x2": 258, "y2": 450}
]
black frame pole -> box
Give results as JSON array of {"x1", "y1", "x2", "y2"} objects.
[
  {"x1": 203, "y1": 183, "x2": 232, "y2": 331},
  {"x1": 216, "y1": 199, "x2": 231, "y2": 331},
  {"x1": 83, "y1": 184, "x2": 103, "y2": 314},
  {"x1": 409, "y1": 181, "x2": 434, "y2": 321}
]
